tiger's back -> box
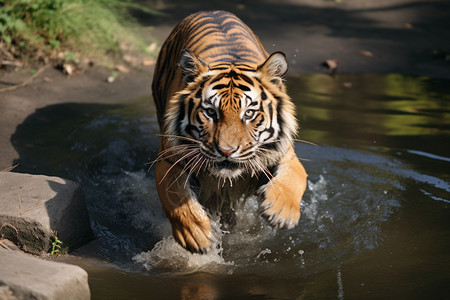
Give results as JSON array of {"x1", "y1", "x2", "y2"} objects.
[{"x1": 152, "y1": 10, "x2": 268, "y2": 125}]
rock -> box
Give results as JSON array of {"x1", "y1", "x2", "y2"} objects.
[
  {"x1": 0, "y1": 172, "x2": 94, "y2": 253},
  {"x1": 0, "y1": 247, "x2": 90, "y2": 299}
]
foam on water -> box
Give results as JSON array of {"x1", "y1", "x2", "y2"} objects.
[{"x1": 133, "y1": 235, "x2": 232, "y2": 274}]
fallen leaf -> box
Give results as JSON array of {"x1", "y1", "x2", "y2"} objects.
[
  {"x1": 321, "y1": 59, "x2": 339, "y2": 74},
  {"x1": 343, "y1": 82, "x2": 352, "y2": 88},
  {"x1": 115, "y1": 64, "x2": 131, "y2": 74},
  {"x1": 123, "y1": 54, "x2": 140, "y2": 65},
  {"x1": 360, "y1": 50, "x2": 373, "y2": 57},
  {"x1": 142, "y1": 59, "x2": 156, "y2": 66},
  {"x1": 43, "y1": 77, "x2": 53, "y2": 82}
]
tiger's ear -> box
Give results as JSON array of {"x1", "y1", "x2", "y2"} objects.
[
  {"x1": 258, "y1": 52, "x2": 288, "y2": 86},
  {"x1": 180, "y1": 49, "x2": 207, "y2": 83}
]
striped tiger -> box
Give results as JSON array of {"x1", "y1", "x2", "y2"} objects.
[{"x1": 152, "y1": 10, "x2": 307, "y2": 253}]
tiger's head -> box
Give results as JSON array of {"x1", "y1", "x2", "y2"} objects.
[{"x1": 164, "y1": 49, "x2": 297, "y2": 180}]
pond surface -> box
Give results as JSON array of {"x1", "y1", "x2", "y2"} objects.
[{"x1": 11, "y1": 73, "x2": 450, "y2": 299}]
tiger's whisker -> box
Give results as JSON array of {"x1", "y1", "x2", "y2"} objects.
[
  {"x1": 149, "y1": 150, "x2": 186, "y2": 170},
  {"x1": 155, "y1": 144, "x2": 198, "y2": 158},
  {"x1": 184, "y1": 155, "x2": 204, "y2": 187},
  {"x1": 292, "y1": 138, "x2": 318, "y2": 146},
  {"x1": 147, "y1": 144, "x2": 198, "y2": 171},
  {"x1": 166, "y1": 152, "x2": 201, "y2": 190},
  {"x1": 153, "y1": 145, "x2": 198, "y2": 162},
  {"x1": 249, "y1": 153, "x2": 274, "y2": 187},
  {"x1": 159, "y1": 149, "x2": 198, "y2": 184},
  {"x1": 157, "y1": 134, "x2": 202, "y2": 144},
  {"x1": 195, "y1": 157, "x2": 208, "y2": 177}
]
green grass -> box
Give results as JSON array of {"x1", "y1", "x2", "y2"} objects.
[{"x1": 0, "y1": 0, "x2": 161, "y2": 66}]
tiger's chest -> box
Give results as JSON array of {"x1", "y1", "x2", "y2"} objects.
[{"x1": 191, "y1": 172, "x2": 261, "y2": 215}]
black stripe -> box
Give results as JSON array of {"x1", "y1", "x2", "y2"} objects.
[
  {"x1": 213, "y1": 83, "x2": 229, "y2": 90},
  {"x1": 186, "y1": 124, "x2": 200, "y2": 138},
  {"x1": 260, "y1": 86, "x2": 267, "y2": 100},
  {"x1": 195, "y1": 113, "x2": 203, "y2": 125},
  {"x1": 237, "y1": 84, "x2": 251, "y2": 91},
  {"x1": 209, "y1": 73, "x2": 227, "y2": 84},
  {"x1": 195, "y1": 87, "x2": 203, "y2": 99},
  {"x1": 188, "y1": 97, "x2": 195, "y2": 121},
  {"x1": 268, "y1": 102, "x2": 273, "y2": 127},
  {"x1": 260, "y1": 128, "x2": 275, "y2": 142},
  {"x1": 255, "y1": 114, "x2": 265, "y2": 127},
  {"x1": 176, "y1": 95, "x2": 187, "y2": 135},
  {"x1": 275, "y1": 96, "x2": 284, "y2": 137},
  {"x1": 239, "y1": 74, "x2": 253, "y2": 85},
  {"x1": 260, "y1": 140, "x2": 277, "y2": 150}
]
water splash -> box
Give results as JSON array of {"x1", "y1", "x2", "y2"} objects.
[{"x1": 133, "y1": 219, "x2": 233, "y2": 274}]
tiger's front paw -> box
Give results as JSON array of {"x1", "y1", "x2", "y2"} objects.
[
  {"x1": 261, "y1": 191, "x2": 301, "y2": 230},
  {"x1": 259, "y1": 146, "x2": 307, "y2": 229},
  {"x1": 169, "y1": 200, "x2": 214, "y2": 254}
]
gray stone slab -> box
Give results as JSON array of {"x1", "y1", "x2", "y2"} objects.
[
  {"x1": 0, "y1": 247, "x2": 90, "y2": 300},
  {"x1": 0, "y1": 172, "x2": 94, "y2": 253}
]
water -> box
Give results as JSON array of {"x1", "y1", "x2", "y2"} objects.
[{"x1": 11, "y1": 74, "x2": 450, "y2": 299}]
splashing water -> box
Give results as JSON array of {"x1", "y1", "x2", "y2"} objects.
[{"x1": 133, "y1": 235, "x2": 232, "y2": 274}]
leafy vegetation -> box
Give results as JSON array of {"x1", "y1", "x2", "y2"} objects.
[
  {"x1": 50, "y1": 234, "x2": 62, "y2": 256},
  {"x1": 0, "y1": 0, "x2": 161, "y2": 66}
]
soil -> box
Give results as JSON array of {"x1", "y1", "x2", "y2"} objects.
[{"x1": 1, "y1": 0, "x2": 449, "y2": 170}]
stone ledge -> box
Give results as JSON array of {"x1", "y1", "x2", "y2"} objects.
[
  {"x1": 0, "y1": 247, "x2": 90, "y2": 300},
  {"x1": 0, "y1": 172, "x2": 94, "y2": 253}
]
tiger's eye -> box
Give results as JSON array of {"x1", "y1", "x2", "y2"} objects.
[
  {"x1": 205, "y1": 107, "x2": 216, "y2": 117},
  {"x1": 244, "y1": 109, "x2": 256, "y2": 119}
]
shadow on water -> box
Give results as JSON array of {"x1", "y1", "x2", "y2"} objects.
[{"x1": 10, "y1": 74, "x2": 450, "y2": 299}]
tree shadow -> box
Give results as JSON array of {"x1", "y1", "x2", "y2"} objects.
[
  {"x1": 10, "y1": 101, "x2": 162, "y2": 261},
  {"x1": 138, "y1": 0, "x2": 450, "y2": 40},
  {"x1": 135, "y1": 0, "x2": 450, "y2": 75},
  {"x1": 45, "y1": 178, "x2": 95, "y2": 251}
]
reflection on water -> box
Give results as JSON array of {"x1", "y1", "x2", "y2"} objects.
[{"x1": 11, "y1": 74, "x2": 450, "y2": 299}]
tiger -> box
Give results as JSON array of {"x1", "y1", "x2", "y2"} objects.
[{"x1": 151, "y1": 10, "x2": 308, "y2": 253}]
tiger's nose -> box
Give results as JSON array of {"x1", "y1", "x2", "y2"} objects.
[{"x1": 217, "y1": 146, "x2": 237, "y2": 157}]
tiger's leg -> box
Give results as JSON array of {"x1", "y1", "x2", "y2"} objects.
[
  {"x1": 259, "y1": 144, "x2": 307, "y2": 229},
  {"x1": 155, "y1": 157, "x2": 213, "y2": 253}
]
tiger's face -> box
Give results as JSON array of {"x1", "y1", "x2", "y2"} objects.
[{"x1": 164, "y1": 50, "x2": 297, "y2": 179}]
